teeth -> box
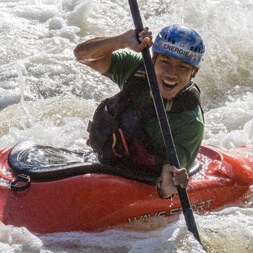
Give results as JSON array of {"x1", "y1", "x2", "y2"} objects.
[
  {"x1": 164, "y1": 80, "x2": 176, "y2": 85},
  {"x1": 163, "y1": 81, "x2": 177, "y2": 89}
]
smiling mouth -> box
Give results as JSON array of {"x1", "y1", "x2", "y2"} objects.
[{"x1": 162, "y1": 81, "x2": 177, "y2": 90}]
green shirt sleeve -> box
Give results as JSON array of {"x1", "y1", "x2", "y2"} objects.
[
  {"x1": 170, "y1": 106, "x2": 204, "y2": 170},
  {"x1": 146, "y1": 106, "x2": 204, "y2": 171},
  {"x1": 103, "y1": 51, "x2": 143, "y2": 90}
]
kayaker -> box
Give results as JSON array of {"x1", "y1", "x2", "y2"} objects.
[{"x1": 74, "y1": 24, "x2": 205, "y2": 199}]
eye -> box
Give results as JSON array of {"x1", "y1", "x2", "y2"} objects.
[
  {"x1": 179, "y1": 65, "x2": 188, "y2": 70},
  {"x1": 178, "y1": 64, "x2": 191, "y2": 71},
  {"x1": 160, "y1": 58, "x2": 170, "y2": 64}
]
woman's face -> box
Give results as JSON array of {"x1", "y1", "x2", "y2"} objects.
[{"x1": 153, "y1": 54, "x2": 198, "y2": 100}]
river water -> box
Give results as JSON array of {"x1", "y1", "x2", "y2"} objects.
[{"x1": 0, "y1": 0, "x2": 253, "y2": 252}]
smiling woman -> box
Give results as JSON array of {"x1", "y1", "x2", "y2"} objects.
[
  {"x1": 74, "y1": 26, "x2": 204, "y2": 170},
  {"x1": 151, "y1": 25, "x2": 204, "y2": 102},
  {"x1": 153, "y1": 55, "x2": 196, "y2": 100},
  {"x1": 74, "y1": 24, "x2": 205, "y2": 245}
]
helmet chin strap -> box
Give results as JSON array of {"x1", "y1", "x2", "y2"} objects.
[
  {"x1": 178, "y1": 69, "x2": 196, "y2": 95},
  {"x1": 179, "y1": 81, "x2": 194, "y2": 95},
  {"x1": 191, "y1": 67, "x2": 198, "y2": 78}
]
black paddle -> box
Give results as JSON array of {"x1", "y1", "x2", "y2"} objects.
[{"x1": 128, "y1": 0, "x2": 202, "y2": 245}]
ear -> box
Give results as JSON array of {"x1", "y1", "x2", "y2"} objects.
[{"x1": 191, "y1": 68, "x2": 199, "y2": 78}]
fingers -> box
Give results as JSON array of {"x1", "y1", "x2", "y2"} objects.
[
  {"x1": 122, "y1": 28, "x2": 152, "y2": 52},
  {"x1": 138, "y1": 27, "x2": 153, "y2": 48},
  {"x1": 157, "y1": 165, "x2": 189, "y2": 199},
  {"x1": 162, "y1": 165, "x2": 189, "y2": 188},
  {"x1": 173, "y1": 169, "x2": 189, "y2": 188}
]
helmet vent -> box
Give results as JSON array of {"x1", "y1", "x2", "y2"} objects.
[
  {"x1": 190, "y1": 47, "x2": 198, "y2": 52},
  {"x1": 190, "y1": 47, "x2": 204, "y2": 53}
]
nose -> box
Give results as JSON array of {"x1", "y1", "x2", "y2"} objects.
[{"x1": 167, "y1": 66, "x2": 178, "y2": 77}]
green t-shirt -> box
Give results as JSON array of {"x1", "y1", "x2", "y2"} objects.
[{"x1": 104, "y1": 51, "x2": 204, "y2": 171}]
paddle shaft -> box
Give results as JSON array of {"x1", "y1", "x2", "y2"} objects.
[{"x1": 128, "y1": 0, "x2": 201, "y2": 243}]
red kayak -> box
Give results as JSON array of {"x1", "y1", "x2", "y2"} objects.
[{"x1": 0, "y1": 141, "x2": 252, "y2": 233}]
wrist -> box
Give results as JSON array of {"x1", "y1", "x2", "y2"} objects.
[{"x1": 117, "y1": 29, "x2": 140, "y2": 51}]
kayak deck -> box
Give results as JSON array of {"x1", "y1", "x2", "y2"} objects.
[{"x1": 0, "y1": 142, "x2": 252, "y2": 233}]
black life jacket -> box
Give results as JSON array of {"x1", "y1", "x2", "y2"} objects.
[{"x1": 87, "y1": 63, "x2": 202, "y2": 176}]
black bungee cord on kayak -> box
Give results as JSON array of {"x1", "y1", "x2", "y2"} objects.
[{"x1": 8, "y1": 141, "x2": 202, "y2": 191}]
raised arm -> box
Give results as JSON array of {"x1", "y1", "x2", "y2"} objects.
[{"x1": 73, "y1": 28, "x2": 152, "y2": 74}]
